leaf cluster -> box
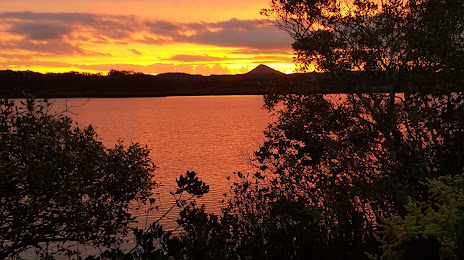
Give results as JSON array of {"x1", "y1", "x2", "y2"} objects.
[{"x1": 375, "y1": 174, "x2": 464, "y2": 259}]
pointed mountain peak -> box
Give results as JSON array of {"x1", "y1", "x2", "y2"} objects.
[{"x1": 246, "y1": 64, "x2": 283, "y2": 76}]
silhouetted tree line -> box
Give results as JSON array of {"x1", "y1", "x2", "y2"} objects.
[
  {"x1": 0, "y1": 69, "x2": 279, "y2": 98},
  {"x1": 2, "y1": 69, "x2": 462, "y2": 99}
]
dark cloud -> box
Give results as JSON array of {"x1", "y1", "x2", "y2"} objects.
[
  {"x1": 136, "y1": 36, "x2": 170, "y2": 45},
  {"x1": 0, "y1": 12, "x2": 139, "y2": 40},
  {"x1": 212, "y1": 18, "x2": 261, "y2": 31},
  {"x1": 0, "y1": 53, "x2": 50, "y2": 60},
  {"x1": 8, "y1": 22, "x2": 72, "y2": 40},
  {"x1": 187, "y1": 26, "x2": 291, "y2": 49},
  {"x1": 0, "y1": 12, "x2": 96, "y2": 22},
  {"x1": 0, "y1": 39, "x2": 109, "y2": 56},
  {"x1": 144, "y1": 18, "x2": 293, "y2": 49},
  {"x1": 0, "y1": 40, "x2": 82, "y2": 55},
  {"x1": 92, "y1": 37, "x2": 110, "y2": 44},
  {"x1": 130, "y1": 48, "x2": 142, "y2": 55},
  {"x1": 145, "y1": 20, "x2": 185, "y2": 37},
  {"x1": 88, "y1": 18, "x2": 136, "y2": 40}
]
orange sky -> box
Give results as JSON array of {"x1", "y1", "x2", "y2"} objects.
[{"x1": 0, "y1": 0, "x2": 296, "y2": 75}]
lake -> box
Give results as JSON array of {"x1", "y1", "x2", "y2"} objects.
[{"x1": 50, "y1": 95, "x2": 271, "y2": 229}]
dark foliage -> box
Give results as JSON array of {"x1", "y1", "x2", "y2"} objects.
[
  {"x1": 159, "y1": 1, "x2": 464, "y2": 258},
  {"x1": 0, "y1": 99, "x2": 156, "y2": 258},
  {"x1": 0, "y1": 70, "x2": 276, "y2": 98},
  {"x1": 262, "y1": 0, "x2": 464, "y2": 92}
]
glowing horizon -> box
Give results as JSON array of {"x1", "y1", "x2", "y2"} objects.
[{"x1": 0, "y1": 1, "x2": 298, "y2": 75}]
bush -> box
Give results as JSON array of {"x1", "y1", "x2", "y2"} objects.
[
  {"x1": 0, "y1": 99, "x2": 156, "y2": 258},
  {"x1": 375, "y1": 174, "x2": 464, "y2": 260}
]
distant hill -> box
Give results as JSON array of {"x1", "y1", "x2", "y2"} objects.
[{"x1": 245, "y1": 64, "x2": 284, "y2": 77}]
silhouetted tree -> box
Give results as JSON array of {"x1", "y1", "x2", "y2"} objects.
[
  {"x1": 160, "y1": 1, "x2": 464, "y2": 259},
  {"x1": 0, "y1": 99, "x2": 156, "y2": 258},
  {"x1": 234, "y1": 0, "x2": 464, "y2": 257},
  {"x1": 261, "y1": 0, "x2": 464, "y2": 91}
]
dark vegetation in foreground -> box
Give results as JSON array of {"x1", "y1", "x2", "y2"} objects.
[
  {"x1": 2, "y1": 0, "x2": 464, "y2": 259},
  {"x1": 2, "y1": 92, "x2": 464, "y2": 259}
]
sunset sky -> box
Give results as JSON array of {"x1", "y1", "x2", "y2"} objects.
[{"x1": 0, "y1": 0, "x2": 296, "y2": 75}]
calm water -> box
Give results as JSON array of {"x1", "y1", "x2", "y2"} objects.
[{"x1": 50, "y1": 95, "x2": 271, "y2": 228}]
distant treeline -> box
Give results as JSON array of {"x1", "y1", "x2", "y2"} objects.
[
  {"x1": 0, "y1": 70, "x2": 280, "y2": 98},
  {"x1": 1, "y1": 69, "x2": 462, "y2": 98}
]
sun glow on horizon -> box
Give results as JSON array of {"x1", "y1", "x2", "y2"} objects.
[
  {"x1": 0, "y1": 0, "x2": 297, "y2": 75},
  {"x1": 5, "y1": 62, "x2": 297, "y2": 76}
]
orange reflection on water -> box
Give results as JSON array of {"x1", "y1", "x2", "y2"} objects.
[{"x1": 51, "y1": 95, "x2": 271, "y2": 227}]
